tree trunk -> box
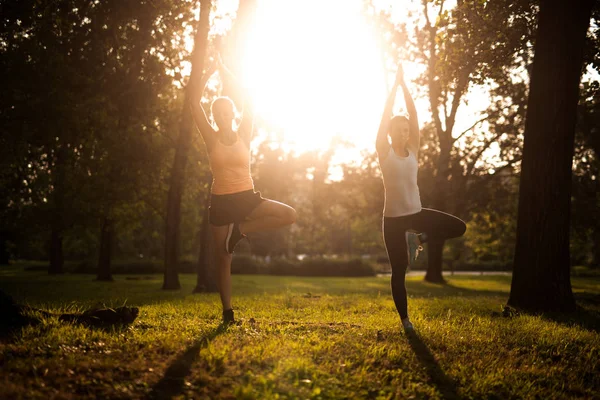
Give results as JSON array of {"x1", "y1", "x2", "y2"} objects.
[
  {"x1": 49, "y1": 145, "x2": 66, "y2": 275},
  {"x1": 424, "y1": 238, "x2": 445, "y2": 283},
  {"x1": 163, "y1": 0, "x2": 212, "y2": 290},
  {"x1": 163, "y1": 114, "x2": 191, "y2": 290},
  {"x1": 0, "y1": 232, "x2": 9, "y2": 265},
  {"x1": 48, "y1": 228, "x2": 64, "y2": 274},
  {"x1": 96, "y1": 216, "x2": 114, "y2": 282},
  {"x1": 592, "y1": 229, "x2": 600, "y2": 268},
  {"x1": 507, "y1": 0, "x2": 593, "y2": 312},
  {"x1": 194, "y1": 186, "x2": 217, "y2": 293},
  {"x1": 424, "y1": 229, "x2": 447, "y2": 283},
  {"x1": 424, "y1": 166, "x2": 451, "y2": 283}
]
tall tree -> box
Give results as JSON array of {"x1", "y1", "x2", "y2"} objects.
[
  {"x1": 507, "y1": 0, "x2": 594, "y2": 312},
  {"x1": 89, "y1": 0, "x2": 188, "y2": 281},
  {"x1": 194, "y1": 181, "x2": 216, "y2": 292},
  {"x1": 0, "y1": 0, "x2": 105, "y2": 273},
  {"x1": 2, "y1": 0, "x2": 192, "y2": 275},
  {"x1": 163, "y1": 0, "x2": 212, "y2": 290},
  {"x1": 572, "y1": 81, "x2": 600, "y2": 267},
  {"x1": 571, "y1": 6, "x2": 600, "y2": 267},
  {"x1": 371, "y1": 0, "x2": 535, "y2": 282}
]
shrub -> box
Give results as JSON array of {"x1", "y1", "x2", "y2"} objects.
[
  {"x1": 268, "y1": 257, "x2": 376, "y2": 277},
  {"x1": 20, "y1": 256, "x2": 377, "y2": 277},
  {"x1": 231, "y1": 255, "x2": 268, "y2": 275}
]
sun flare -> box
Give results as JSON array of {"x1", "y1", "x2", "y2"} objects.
[{"x1": 239, "y1": 0, "x2": 388, "y2": 154}]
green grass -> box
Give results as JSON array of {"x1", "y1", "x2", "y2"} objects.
[{"x1": 0, "y1": 265, "x2": 599, "y2": 399}]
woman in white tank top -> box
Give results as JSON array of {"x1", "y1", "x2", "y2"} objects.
[{"x1": 376, "y1": 64, "x2": 466, "y2": 331}]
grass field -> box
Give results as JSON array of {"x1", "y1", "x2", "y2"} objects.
[{"x1": 1, "y1": 264, "x2": 599, "y2": 399}]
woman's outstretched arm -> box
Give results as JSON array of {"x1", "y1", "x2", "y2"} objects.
[
  {"x1": 397, "y1": 64, "x2": 420, "y2": 154},
  {"x1": 376, "y1": 66, "x2": 402, "y2": 159},
  {"x1": 219, "y1": 60, "x2": 254, "y2": 148},
  {"x1": 190, "y1": 64, "x2": 218, "y2": 153}
]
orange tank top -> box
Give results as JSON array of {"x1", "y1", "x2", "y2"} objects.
[{"x1": 208, "y1": 137, "x2": 254, "y2": 195}]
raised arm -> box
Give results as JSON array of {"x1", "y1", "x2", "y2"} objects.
[
  {"x1": 190, "y1": 64, "x2": 218, "y2": 153},
  {"x1": 376, "y1": 70, "x2": 401, "y2": 159},
  {"x1": 397, "y1": 64, "x2": 420, "y2": 154},
  {"x1": 219, "y1": 60, "x2": 254, "y2": 148},
  {"x1": 237, "y1": 101, "x2": 254, "y2": 148}
]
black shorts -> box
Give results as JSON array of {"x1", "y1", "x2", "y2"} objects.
[{"x1": 209, "y1": 189, "x2": 265, "y2": 226}]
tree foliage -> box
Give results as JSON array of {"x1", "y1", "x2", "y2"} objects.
[{"x1": 1, "y1": 0, "x2": 598, "y2": 281}]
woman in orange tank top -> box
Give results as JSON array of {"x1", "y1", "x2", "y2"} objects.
[{"x1": 190, "y1": 58, "x2": 297, "y2": 325}]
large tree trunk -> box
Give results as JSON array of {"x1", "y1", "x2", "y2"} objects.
[
  {"x1": 424, "y1": 159, "x2": 452, "y2": 283},
  {"x1": 48, "y1": 228, "x2": 64, "y2": 274},
  {"x1": 592, "y1": 229, "x2": 600, "y2": 268},
  {"x1": 163, "y1": 0, "x2": 212, "y2": 290},
  {"x1": 424, "y1": 189, "x2": 449, "y2": 283},
  {"x1": 507, "y1": 0, "x2": 593, "y2": 312},
  {"x1": 194, "y1": 186, "x2": 217, "y2": 293},
  {"x1": 96, "y1": 216, "x2": 114, "y2": 282},
  {"x1": 163, "y1": 112, "x2": 192, "y2": 290},
  {"x1": 0, "y1": 231, "x2": 10, "y2": 265},
  {"x1": 424, "y1": 238, "x2": 445, "y2": 283},
  {"x1": 49, "y1": 146, "x2": 66, "y2": 275},
  {"x1": 422, "y1": 3, "x2": 455, "y2": 284}
]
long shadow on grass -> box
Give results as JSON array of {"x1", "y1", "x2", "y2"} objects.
[
  {"x1": 541, "y1": 294, "x2": 600, "y2": 333},
  {"x1": 406, "y1": 330, "x2": 460, "y2": 400},
  {"x1": 149, "y1": 324, "x2": 226, "y2": 399}
]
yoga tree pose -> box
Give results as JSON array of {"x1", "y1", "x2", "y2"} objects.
[
  {"x1": 191, "y1": 58, "x2": 296, "y2": 324},
  {"x1": 376, "y1": 63, "x2": 466, "y2": 331}
]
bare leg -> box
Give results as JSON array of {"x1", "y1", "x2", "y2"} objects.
[
  {"x1": 240, "y1": 199, "x2": 296, "y2": 234},
  {"x1": 211, "y1": 225, "x2": 233, "y2": 311}
]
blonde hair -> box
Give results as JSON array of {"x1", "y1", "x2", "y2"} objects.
[{"x1": 210, "y1": 96, "x2": 239, "y2": 130}]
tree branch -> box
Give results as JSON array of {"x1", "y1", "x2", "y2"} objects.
[
  {"x1": 467, "y1": 157, "x2": 521, "y2": 188},
  {"x1": 446, "y1": 69, "x2": 471, "y2": 135},
  {"x1": 464, "y1": 131, "x2": 508, "y2": 177},
  {"x1": 423, "y1": 0, "x2": 444, "y2": 140},
  {"x1": 452, "y1": 113, "x2": 492, "y2": 144}
]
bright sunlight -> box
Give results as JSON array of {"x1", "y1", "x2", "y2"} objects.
[
  {"x1": 239, "y1": 0, "x2": 389, "y2": 153},
  {"x1": 206, "y1": 0, "x2": 496, "y2": 163}
]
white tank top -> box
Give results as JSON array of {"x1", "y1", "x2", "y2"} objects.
[{"x1": 380, "y1": 147, "x2": 422, "y2": 217}]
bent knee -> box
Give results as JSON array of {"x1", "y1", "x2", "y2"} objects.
[
  {"x1": 449, "y1": 224, "x2": 467, "y2": 239},
  {"x1": 285, "y1": 207, "x2": 297, "y2": 225}
]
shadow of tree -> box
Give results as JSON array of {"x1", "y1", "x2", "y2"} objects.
[
  {"x1": 0, "y1": 273, "x2": 517, "y2": 309},
  {"x1": 543, "y1": 308, "x2": 600, "y2": 333},
  {"x1": 494, "y1": 291, "x2": 600, "y2": 333},
  {"x1": 149, "y1": 324, "x2": 227, "y2": 399},
  {"x1": 405, "y1": 281, "x2": 509, "y2": 299},
  {"x1": 406, "y1": 329, "x2": 460, "y2": 400},
  {"x1": 279, "y1": 277, "x2": 511, "y2": 300},
  {"x1": 534, "y1": 292, "x2": 600, "y2": 333}
]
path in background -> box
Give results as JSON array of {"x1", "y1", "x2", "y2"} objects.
[{"x1": 378, "y1": 271, "x2": 512, "y2": 277}]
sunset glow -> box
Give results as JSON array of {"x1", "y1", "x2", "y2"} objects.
[
  {"x1": 207, "y1": 0, "x2": 488, "y2": 162},
  {"x1": 239, "y1": 0, "x2": 388, "y2": 153}
]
